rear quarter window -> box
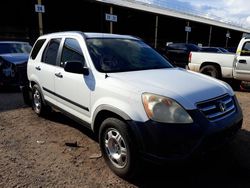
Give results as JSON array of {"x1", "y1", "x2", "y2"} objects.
[{"x1": 30, "y1": 39, "x2": 46, "y2": 60}]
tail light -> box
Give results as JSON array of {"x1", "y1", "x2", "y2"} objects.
[{"x1": 188, "y1": 52, "x2": 192, "y2": 63}]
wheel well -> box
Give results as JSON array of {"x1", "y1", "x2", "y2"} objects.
[
  {"x1": 29, "y1": 81, "x2": 46, "y2": 104},
  {"x1": 93, "y1": 110, "x2": 125, "y2": 135},
  {"x1": 30, "y1": 81, "x2": 36, "y2": 88},
  {"x1": 200, "y1": 62, "x2": 222, "y2": 78}
]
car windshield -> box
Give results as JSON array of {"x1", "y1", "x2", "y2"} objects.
[
  {"x1": 219, "y1": 48, "x2": 229, "y2": 53},
  {"x1": 86, "y1": 38, "x2": 173, "y2": 73},
  {"x1": 0, "y1": 42, "x2": 32, "y2": 54}
]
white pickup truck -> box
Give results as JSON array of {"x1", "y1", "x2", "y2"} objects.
[{"x1": 188, "y1": 37, "x2": 250, "y2": 88}]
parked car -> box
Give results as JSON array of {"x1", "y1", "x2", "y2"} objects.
[
  {"x1": 0, "y1": 41, "x2": 32, "y2": 88},
  {"x1": 25, "y1": 31, "x2": 242, "y2": 178},
  {"x1": 226, "y1": 47, "x2": 237, "y2": 53},
  {"x1": 188, "y1": 36, "x2": 250, "y2": 89},
  {"x1": 164, "y1": 43, "x2": 201, "y2": 68},
  {"x1": 201, "y1": 47, "x2": 230, "y2": 53}
]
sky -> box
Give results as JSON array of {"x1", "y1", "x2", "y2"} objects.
[{"x1": 137, "y1": 0, "x2": 250, "y2": 29}]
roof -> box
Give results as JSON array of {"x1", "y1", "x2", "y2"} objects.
[
  {"x1": 84, "y1": 32, "x2": 137, "y2": 39},
  {"x1": 96, "y1": 0, "x2": 250, "y2": 33},
  {"x1": 40, "y1": 31, "x2": 138, "y2": 40},
  {"x1": 0, "y1": 41, "x2": 30, "y2": 44}
]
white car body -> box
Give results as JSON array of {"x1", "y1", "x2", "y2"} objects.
[{"x1": 27, "y1": 31, "x2": 242, "y2": 177}]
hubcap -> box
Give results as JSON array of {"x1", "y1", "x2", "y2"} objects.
[
  {"x1": 33, "y1": 89, "x2": 41, "y2": 113},
  {"x1": 104, "y1": 128, "x2": 127, "y2": 168}
]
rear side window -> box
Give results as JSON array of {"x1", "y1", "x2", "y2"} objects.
[
  {"x1": 42, "y1": 38, "x2": 61, "y2": 65},
  {"x1": 61, "y1": 38, "x2": 85, "y2": 67},
  {"x1": 30, "y1": 39, "x2": 46, "y2": 60}
]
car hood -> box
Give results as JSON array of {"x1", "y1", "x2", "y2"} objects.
[
  {"x1": 0, "y1": 53, "x2": 29, "y2": 65},
  {"x1": 108, "y1": 68, "x2": 233, "y2": 110}
]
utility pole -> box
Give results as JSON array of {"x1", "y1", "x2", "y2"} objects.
[
  {"x1": 208, "y1": 26, "x2": 212, "y2": 47},
  {"x1": 185, "y1": 21, "x2": 190, "y2": 44},
  {"x1": 154, "y1": 15, "x2": 159, "y2": 49},
  {"x1": 36, "y1": 0, "x2": 44, "y2": 36},
  {"x1": 226, "y1": 30, "x2": 230, "y2": 48},
  {"x1": 110, "y1": 6, "x2": 113, "y2": 34}
]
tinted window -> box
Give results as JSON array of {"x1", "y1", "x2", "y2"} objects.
[
  {"x1": 187, "y1": 44, "x2": 200, "y2": 51},
  {"x1": 169, "y1": 43, "x2": 186, "y2": 50},
  {"x1": 0, "y1": 42, "x2": 32, "y2": 54},
  {"x1": 241, "y1": 42, "x2": 250, "y2": 56},
  {"x1": 30, "y1": 39, "x2": 46, "y2": 59},
  {"x1": 201, "y1": 48, "x2": 219, "y2": 52},
  {"x1": 42, "y1": 38, "x2": 61, "y2": 65},
  {"x1": 219, "y1": 48, "x2": 229, "y2": 53},
  {"x1": 87, "y1": 38, "x2": 172, "y2": 73},
  {"x1": 61, "y1": 38, "x2": 85, "y2": 67}
]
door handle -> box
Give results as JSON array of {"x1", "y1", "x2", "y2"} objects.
[
  {"x1": 35, "y1": 66, "x2": 41, "y2": 71},
  {"x1": 55, "y1": 72, "x2": 63, "y2": 78},
  {"x1": 238, "y1": 59, "x2": 247, "y2": 64}
]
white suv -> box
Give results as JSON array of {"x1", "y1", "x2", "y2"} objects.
[{"x1": 27, "y1": 31, "x2": 243, "y2": 178}]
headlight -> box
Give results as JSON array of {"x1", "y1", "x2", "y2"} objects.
[
  {"x1": 2, "y1": 61, "x2": 11, "y2": 68},
  {"x1": 142, "y1": 93, "x2": 193, "y2": 124}
]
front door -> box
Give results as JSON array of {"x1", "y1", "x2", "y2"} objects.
[
  {"x1": 54, "y1": 37, "x2": 92, "y2": 123},
  {"x1": 233, "y1": 40, "x2": 250, "y2": 81}
]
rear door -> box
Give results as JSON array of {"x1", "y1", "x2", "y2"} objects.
[
  {"x1": 34, "y1": 38, "x2": 62, "y2": 104},
  {"x1": 234, "y1": 40, "x2": 250, "y2": 81},
  {"x1": 54, "y1": 37, "x2": 91, "y2": 123}
]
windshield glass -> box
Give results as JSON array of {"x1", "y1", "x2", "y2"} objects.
[
  {"x1": 0, "y1": 42, "x2": 32, "y2": 54},
  {"x1": 86, "y1": 38, "x2": 173, "y2": 73}
]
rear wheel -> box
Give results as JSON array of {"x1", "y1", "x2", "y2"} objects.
[
  {"x1": 32, "y1": 84, "x2": 49, "y2": 116},
  {"x1": 99, "y1": 118, "x2": 138, "y2": 179},
  {"x1": 21, "y1": 85, "x2": 31, "y2": 106},
  {"x1": 200, "y1": 65, "x2": 221, "y2": 79}
]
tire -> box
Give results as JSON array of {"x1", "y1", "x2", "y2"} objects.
[
  {"x1": 200, "y1": 65, "x2": 221, "y2": 79},
  {"x1": 21, "y1": 85, "x2": 31, "y2": 106},
  {"x1": 31, "y1": 84, "x2": 49, "y2": 116},
  {"x1": 99, "y1": 118, "x2": 138, "y2": 179},
  {"x1": 231, "y1": 79, "x2": 242, "y2": 91}
]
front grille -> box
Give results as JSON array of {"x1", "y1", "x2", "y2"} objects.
[
  {"x1": 196, "y1": 94, "x2": 236, "y2": 121},
  {"x1": 13, "y1": 62, "x2": 28, "y2": 84}
]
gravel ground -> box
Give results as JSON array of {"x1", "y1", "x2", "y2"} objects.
[{"x1": 0, "y1": 89, "x2": 250, "y2": 187}]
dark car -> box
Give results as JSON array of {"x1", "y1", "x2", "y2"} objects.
[
  {"x1": 164, "y1": 43, "x2": 201, "y2": 68},
  {"x1": 201, "y1": 47, "x2": 230, "y2": 53},
  {"x1": 0, "y1": 41, "x2": 32, "y2": 88},
  {"x1": 226, "y1": 47, "x2": 237, "y2": 53}
]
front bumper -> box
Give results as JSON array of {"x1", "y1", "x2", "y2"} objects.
[
  {"x1": 127, "y1": 96, "x2": 243, "y2": 162},
  {"x1": 0, "y1": 62, "x2": 27, "y2": 87}
]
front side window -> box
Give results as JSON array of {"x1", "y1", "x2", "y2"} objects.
[
  {"x1": 61, "y1": 38, "x2": 85, "y2": 67},
  {"x1": 241, "y1": 42, "x2": 250, "y2": 56},
  {"x1": 87, "y1": 38, "x2": 173, "y2": 73},
  {"x1": 42, "y1": 38, "x2": 61, "y2": 65}
]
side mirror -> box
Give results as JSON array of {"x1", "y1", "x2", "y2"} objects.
[{"x1": 64, "y1": 61, "x2": 89, "y2": 75}]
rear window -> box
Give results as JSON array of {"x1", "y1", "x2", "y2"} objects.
[
  {"x1": 30, "y1": 39, "x2": 46, "y2": 60},
  {"x1": 42, "y1": 38, "x2": 61, "y2": 66}
]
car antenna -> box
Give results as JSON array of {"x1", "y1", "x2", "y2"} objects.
[{"x1": 105, "y1": 73, "x2": 109, "y2": 79}]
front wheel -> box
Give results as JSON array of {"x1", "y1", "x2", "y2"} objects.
[{"x1": 99, "y1": 118, "x2": 138, "y2": 179}]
